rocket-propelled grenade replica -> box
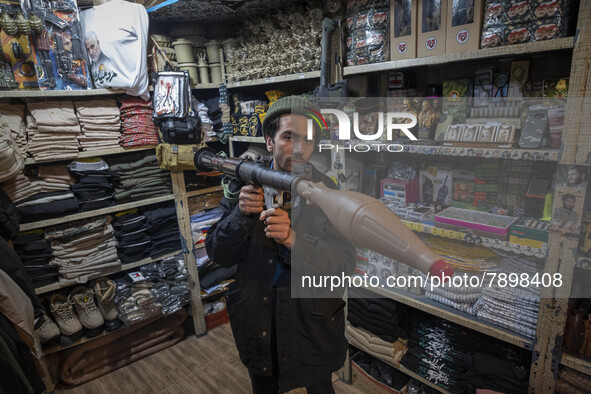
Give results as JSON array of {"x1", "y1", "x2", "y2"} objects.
[{"x1": 194, "y1": 149, "x2": 453, "y2": 279}]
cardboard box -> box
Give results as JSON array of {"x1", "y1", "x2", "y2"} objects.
[
  {"x1": 390, "y1": 0, "x2": 418, "y2": 60},
  {"x1": 381, "y1": 178, "x2": 419, "y2": 203},
  {"x1": 205, "y1": 305, "x2": 230, "y2": 330},
  {"x1": 417, "y1": 0, "x2": 447, "y2": 57},
  {"x1": 446, "y1": 0, "x2": 483, "y2": 53},
  {"x1": 419, "y1": 165, "x2": 453, "y2": 205}
]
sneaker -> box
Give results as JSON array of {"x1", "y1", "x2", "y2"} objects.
[
  {"x1": 94, "y1": 277, "x2": 122, "y2": 331},
  {"x1": 49, "y1": 294, "x2": 83, "y2": 344},
  {"x1": 34, "y1": 314, "x2": 60, "y2": 348},
  {"x1": 69, "y1": 287, "x2": 104, "y2": 337}
]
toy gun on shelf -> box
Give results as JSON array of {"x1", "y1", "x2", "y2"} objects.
[
  {"x1": 194, "y1": 148, "x2": 454, "y2": 278},
  {"x1": 53, "y1": 32, "x2": 86, "y2": 87}
]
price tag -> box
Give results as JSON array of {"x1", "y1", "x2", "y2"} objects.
[
  {"x1": 298, "y1": 73, "x2": 305, "y2": 79},
  {"x1": 266, "y1": 77, "x2": 275, "y2": 83},
  {"x1": 235, "y1": 81, "x2": 241, "y2": 86},
  {"x1": 128, "y1": 272, "x2": 146, "y2": 282}
]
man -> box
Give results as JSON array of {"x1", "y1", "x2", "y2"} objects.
[
  {"x1": 84, "y1": 31, "x2": 117, "y2": 84},
  {"x1": 567, "y1": 166, "x2": 587, "y2": 187},
  {"x1": 552, "y1": 193, "x2": 579, "y2": 233},
  {"x1": 205, "y1": 96, "x2": 356, "y2": 393}
]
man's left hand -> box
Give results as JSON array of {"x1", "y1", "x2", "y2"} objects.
[{"x1": 260, "y1": 208, "x2": 294, "y2": 249}]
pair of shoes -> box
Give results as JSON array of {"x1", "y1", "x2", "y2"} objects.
[{"x1": 49, "y1": 278, "x2": 121, "y2": 344}]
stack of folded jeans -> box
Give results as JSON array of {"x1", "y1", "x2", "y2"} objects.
[
  {"x1": 112, "y1": 209, "x2": 151, "y2": 264},
  {"x1": 12, "y1": 230, "x2": 58, "y2": 287},
  {"x1": 27, "y1": 100, "x2": 80, "y2": 161},
  {"x1": 346, "y1": 324, "x2": 398, "y2": 366},
  {"x1": 46, "y1": 216, "x2": 120, "y2": 285},
  {"x1": 0, "y1": 102, "x2": 28, "y2": 160},
  {"x1": 74, "y1": 99, "x2": 121, "y2": 151},
  {"x1": 348, "y1": 295, "x2": 404, "y2": 343},
  {"x1": 108, "y1": 152, "x2": 171, "y2": 203},
  {"x1": 119, "y1": 96, "x2": 158, "y2": 148},
  {"x1": 68, "y1": 159, "x2": 119, "y2": 212},
  {"x1": 143, "y1": 204, "x2": 182, "y2": 258}
]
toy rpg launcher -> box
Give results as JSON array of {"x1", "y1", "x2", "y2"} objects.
[{"x1": 194, "y1": 149, "x2": 453, "y2": 279}]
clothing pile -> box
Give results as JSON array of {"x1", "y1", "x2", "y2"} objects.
[
  {"x1": 0, "y1": 102, "x2": 28, "y2": 160},
  {"x1": 119, "y1": 96, "x2": 158, "y2": 147},
  {"x1": 143, "y1": 204, "x2": 182, "y2": 258},
  {"x1": 423, "y1": 273, "x2": 481, "y2": 316},
  {"x1": 11, "y1": 230, "x2": 58, "y2": 287},
  {"x1": 2, "y1": 169, "x2": 78, "y2": 223},
  {"x1": 46, "y1": 216, "x2": 121, "y2": 285},
  {"x1": 68, "y1": 159, "x2": 119, "y2": 212},
  {"x1": 190, "y1": 206, "x2": 223, "y2": 248},
  {"x1": 112, "y1": 209, "x2": 151, "y2": 264},
  {"x1": 74, "y1": 99, "x2": 121, "y2": 151},
  {"x1": 472, "y1": 252, "x2": 542, "y2": 339},
  {"x1": 108, "y1": 152, "x2": 171, "y2": 203},
  {"x1": 26, "y1": 101, "x2": 80, "y2": 161}
]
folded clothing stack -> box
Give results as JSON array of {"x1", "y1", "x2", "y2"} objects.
[
  {"x1": 68, "y1": 159, "x2": 119, "y2": 212},
  {"x1": 12, "y1": 230, "x2": 58, "y2": 287},
  {"x1": 190, "y1": 206, "x2": 223, "y2": 248},
  {"x1": 0, "y1": 102, "x2": 28, "y2": 160},
  {"x1": 2, "y1": 169, "x2": 78, "y2": 222},
  {"x1": 205, "y1": 97, "x2": 222, "y2": 134},
  {"x1": 195, "y1": 99, "x2": 215, "y2": 142},
  {"x1": 119, "y1": 96, "x2": 158, "y2": 148},
  {"x1": 27, "y1": 100, "x2": 80, "y2": 162},
  {"x1": 114, "y1": 279, "x2": 162, "y2": 325},
  {"x1": 198, "y1": 259, "x2": 236, "y2": 291},
  {"x1": 108, "y1": 152, "x2": 171, "y2": 203},
  {"x1": 74, "y1": 99, "x2": 121, "y2": 151},
  {"x1": 112, "y1": 209, "x2": 151, "y2": 264},
  {"x1": 348, "y1": 293, "x2": 404, "y2": 343},
  {"x1": 423, "y1": 272, "x2": 482, "y2": 316},
  {"x1": 346, "y1": 324, "x2": 400, "y2": 367},
  {"x1": 46, "y1": 216, "x2": 121, "y2": 285},
  {"x1": 143, "y1": 204, "x2": 182, "y2": 258}
]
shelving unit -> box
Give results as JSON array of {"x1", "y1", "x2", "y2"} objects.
[
  {"x1": 20, "y1": 194, "x2": 175, "y2": 231},
  {"x1": 226, "y1": 70, "x2": 321, "y2": 88},
  {"x1": 358, "y1": 284, "x2": 533, "y2": 350},
  {"x1": 24, "y1": 146, "x2": 156, "y2": 165},
  {"x1": 560, "y1": 352, "x2": 591, "y2": 375},
  {"x1": 34, "y1": 249, "x2": 182, "y2": 295},
  {"x1": 186, "y1": 185, "x2": 223, "y2": 198},
  {"x1": 0, "y1": 88, "x2": 125, "y2": 98}
]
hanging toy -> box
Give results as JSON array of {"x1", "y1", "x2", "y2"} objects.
[
  {"x1": 15, "y1": 12, "x2": 30, "y2": 36},
  {"x1": 0, "y1": 11, "x2": 18, "y2": 37},
  {"x1": 29, "y1": 13, "x2": 43, "y2": 35}
]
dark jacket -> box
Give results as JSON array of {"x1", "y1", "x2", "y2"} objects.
[{"x1": 205, "y1": 164, "x2": 356, "y2": 392}]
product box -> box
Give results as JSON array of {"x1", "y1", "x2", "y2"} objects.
[
  {"x1": 390, "y1": 0, "x2": 418, "y2": 60},
  {"x1": 446, "y1": 0, "x2": 483, "y2": 53},
  {"x1": 419, "y1": 164, "x2": 453, "y2": 205},
  {"x1": 435, "y1": 207, "x2": 519, "y2": 236},
  {"x1": 443, "y1": 78, "x2": 473, "y2": 123},
  {"x1": 452, "y1": 169, "x2": 475, "y2": 205},
  {"x1": 509, "y1": 217, "x2": 550, "y2": 248},
  {"x1": 381, "y1": 178, "x2": 419, "y2": 203},
  {"x1": 204, "y1": 303, "x2": 230, "y2": 331},
  {"x1": 417, "y1": 0, "x2": 447, "y2": 57}
]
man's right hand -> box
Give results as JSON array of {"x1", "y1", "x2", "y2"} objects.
[{"x1": 238, "y1": 185, "x2": 264, "y2": 215}]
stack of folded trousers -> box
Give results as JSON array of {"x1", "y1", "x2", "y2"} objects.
[
  {"x1": 27, "y1": 100, "x2": 80, "y2": 161},
  {"x1": 143, "y1": 204, "x2": 182, "y2": 258},
  {"x1": 2, "y1": 169, "x2": 79, "y2": 222},
  {"x1": 46, "y1": 216, "x2": 120, "y2": 285},
  {"x1": 119, "y1": 96, "x2": 158, "y2": 148},
  {"x1": 348, "y1": 296, "x2": 402, "y2": 343},
  {"x1": 346, "y1": 324, "x2": 398, "y2": 366},
  {"x1": 108, "y1": 152, "x2": 171, "y2": 202},
  {"x1": 74, "y1": 99, "x2": 121, "y2": 151},
  {"x1": 68, "y1": 159, "x2": 119, "y2": 212},
  {"x1": 11, "y1": 230, "x2": 58, "y2": 287},
  {"x1": 112, "y1": 209, "x2": 151, "y2": 264},
  {"x1": 0, "y1": 102, "x2": 28, "y2": 160},
  {"x1": 423, "y1": 273, "x2": 481, "y2": 316}
]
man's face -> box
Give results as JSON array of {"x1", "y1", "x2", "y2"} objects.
[
  {"x1": 568, "y1": 169, "x2": 581, "y2": 185},
  {"x1": 266, "y1": 114, "x2": 315, "y2": 173},
  {"x1": 564, "y1": 197, "x2": 576, "y2": 210},
  {"x1": 85, "y1": 38, "x2": 101, "y2": 63}
]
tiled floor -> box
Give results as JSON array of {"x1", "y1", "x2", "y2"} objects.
[{"x1": 55, "y1": 323, "x2": 364, "y2": 394}]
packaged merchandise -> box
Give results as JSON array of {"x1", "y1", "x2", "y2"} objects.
[
  {"x1": 417, "y1": 0, "x2": 448, "y2": 57},
  {"x1": 346, "y1": 0, "x2": 390, "y2": 66},
  {"x1": 390, "y1": 0, "x2": 417, "y2": 60},
  {"x1": 446, "y1": 0, "x2": 483, "y2": 53}
]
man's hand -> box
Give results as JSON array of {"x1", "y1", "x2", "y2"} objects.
[
  {"x1": 238, "y1": 185, "x2": 264, "y2": 215},
  {"x1": 260, "y1": 208, "x2": 294, "y2": 249}
]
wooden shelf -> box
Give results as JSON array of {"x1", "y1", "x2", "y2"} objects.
[
  {"x1": 399, "y1": 218, "x2": 547, "y2": 258},
  {"x1": 359, "y1": 284, "x2": 533, "y2": 350},
  {"x1": 24, "y1": 146, "x2": 157, "y2": 165},
  {"x1": 323, "y1": 141, "x2": 560, "y2": 162},
  {"x1": 229, "y1": 136, "x2": 266, "y2": 143},
  {"x1": 0, "y1": 88, "x2": 126, "y2": 98},
  {"x1": 20, "y1": 194, "x2": 175, "y2": 231},
  {"x1": 560, "y1": 352, "x2": 591, "y2": 376},
  {"x1": 186, "y1": 185, "x2": 223, "y2": 198},
  {"x1": 34, "y1": 249, "x2": 182, "y2": 295},
  {"x1": 191, "y1": 83, "x2": 221, "y2": 90},
  {"x1": 344, "y1": 37, "x2": 574, "y2": 76},
  {"x1": 227, "y1": 70, "x2": 320, "y2": 88}
]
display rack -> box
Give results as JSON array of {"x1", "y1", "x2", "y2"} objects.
[
  {"x1": 226, "y1": 70, "x2": 321, "y2": 88},
  {"x1": 24, "y1": 146, "x2": 156, "y2": 165},
  {"x1": 186, "y1": 185, "x2": 223, "y2": 198},
  {"x1": 0, "y1": 88, "x2": 125, "y2": 98}
]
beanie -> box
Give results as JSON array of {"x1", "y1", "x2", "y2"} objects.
[{"x1": 262, "y1": 95, "x2": 320, "y2": 140}]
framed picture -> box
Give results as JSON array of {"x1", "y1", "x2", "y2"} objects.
[
  {"x1": 461, "y1": 124, "x2": 480, "y2": 142},
  {"x1": 445, "y1": 124, "x2": 463, "y2": 141},
  {"x1": 495, "y1": 125, "x2": 515, "y2": 143},
  {"x1": 477, "y1": 125, "x2": 497, "y2": 142}
]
